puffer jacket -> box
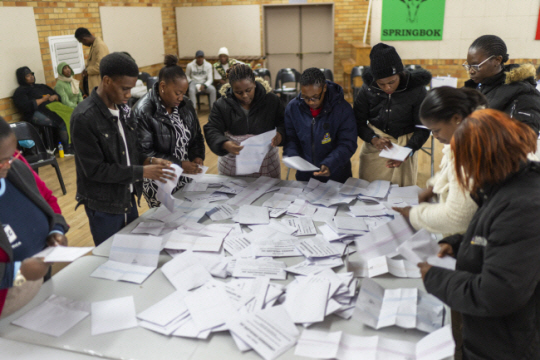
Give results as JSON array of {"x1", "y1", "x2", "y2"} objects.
[
  {"x1": 204, "y1": 78, "x2": 285, "y2": 157},
  {"x1": 284, "y1": 80, "x2": 358, "y2": 183},
  {"x1": 464, "y1": 64, "x2": 540, "y2": 135},
  {"x1": 424, "y1": 161, "x2": 540, "y2": 360},
  {"x1": 354, "y1": 67, "x2": 431, "y2": 151},
  {"x1": 132, "y1": 83, "x2": 205, "y2": 165}
]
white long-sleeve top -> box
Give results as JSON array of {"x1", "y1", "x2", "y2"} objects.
[
  {"x1": 185, "y1": 59, "x2": 213, "y2": 87},
  {"x1": 409, "y1": 144, "x2": 478, "y2": 236}
]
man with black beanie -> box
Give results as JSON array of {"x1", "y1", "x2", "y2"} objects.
[{"x1": 353, "y1": 43, "x2": 431, "y2": 186}]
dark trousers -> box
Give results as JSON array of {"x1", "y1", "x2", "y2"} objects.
[{"x1": 85, "y1": 195, "x2": 139, "y2": 246}]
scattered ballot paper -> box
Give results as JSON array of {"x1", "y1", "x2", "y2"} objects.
[
  {"x1": 354, "y1": 278, "x2": 418, "y2": 330},
  {"x1": 379, "y1": 143, "x2": 413, "y2": 161},
  {"x1": 233, "y1": 258, "x2": 287, "y2": 280},
  {"x1": 236, "y1": 129, "x2": 276, "y2": 175},
  {"x1": 294, "y1": 325, "x2": 454, "y2": 360},
  {"x1": 90, "y1": 234, "x2": 161, "y2": 284},
  {"x1": 228, "y1": 305, "x2": 299, "y2": 360},
  {"x1": 282, "y1": 156, "x2": 320, "y2": 172},
  {"x1": 32, "y1": 245, "x2": 93, "y2": 263},
  {"x1": 12, "y1": 294, "x2": 90, "y2": 337},
  {"x1": 91, "y1": 296, "x2": 137, "y2": 335},
  {"x1": 367, "y1": 255, "x2": 421, "y2": 278}
]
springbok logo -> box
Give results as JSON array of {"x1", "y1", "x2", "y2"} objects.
[{"x1": 399, "y1": 0, "x2": 428, "y2": 22}]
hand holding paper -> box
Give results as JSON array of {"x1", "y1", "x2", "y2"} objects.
[{"x1": 379, "y1": 143, "x2": 412, "y2": 161}]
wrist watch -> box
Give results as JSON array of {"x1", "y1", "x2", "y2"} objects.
[{"x1": 14, "y1": 269, "x2": 26, "y2": 287}]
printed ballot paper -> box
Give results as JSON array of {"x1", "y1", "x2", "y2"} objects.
[
  {"x1": 228, "y1": 305, "x2": 299, "y2": 360},
  {"x1": 282, "y1": 156, "x2": 320, "y2": 172},
  {"x1": 379, "y1": 143, "x2": 413, "y2": 161},
  {"x1": 12, "y1": 295, "x2": 90, "y2": 337},
  {"x1": 237, "y1": 129, "x2": 276, "y2": 175},
  {"x1": 90, "y1": 234, "x2": 161, "y2": 284}
]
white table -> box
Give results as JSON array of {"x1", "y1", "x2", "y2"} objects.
[
  {"x1": 0, "y1": 174, "x2": 451, "y2": 359},
  {"x1": 0, "y1": 256, "x2": 437, "y2": 360}
]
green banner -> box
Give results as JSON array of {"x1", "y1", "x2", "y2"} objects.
[{"x1": 381, "y1": 0, "x2": 446, "y2": 41}]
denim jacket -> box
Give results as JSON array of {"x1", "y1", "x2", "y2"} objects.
[{"x1": 71, "y1": 89, "x2": 145, "y2": 214}]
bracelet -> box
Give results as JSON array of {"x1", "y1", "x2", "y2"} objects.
[{"x1": 14, "y1": 269, "x2": 26, "y2": 287}]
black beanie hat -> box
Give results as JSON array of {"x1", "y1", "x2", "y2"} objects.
[{"x1": 369, "y1": 43, "x2": 404, "y2": 80}]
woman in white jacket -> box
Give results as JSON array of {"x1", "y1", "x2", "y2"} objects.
[{"x1": 394, "y1": 87, "x2": 487, "y2": 236}]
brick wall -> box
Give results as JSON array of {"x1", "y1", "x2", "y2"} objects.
[{"x1": 0, "y1": 0, "x2": 177, "y2": 122}]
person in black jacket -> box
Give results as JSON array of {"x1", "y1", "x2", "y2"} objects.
[
  {"x1": 133, "y1": 55, "x2": 205, "y2": 208},
  {"x1": 463, "y1": 35, "x2": 540, "y2": 135},
  {"x1": 12, "y1": 66, "x2": 71, "y2": 152},
  {"x1": 284, "y1": 68, "x2": 357, "y2": 183},
  {"x1": 204, "y1": 64, "x2": 285, "y2": 178},
  {"x1": 0, "y1": 116, "x2": 68, "y2": 317},
  {"x1": 421, "y1": 109, "x2": 540, "y2": 360},
  {"x1": 354, "y1": 43, "x2": 431, "y2": 186},
  {"x1": 71, "y1": 53, "x2": 174, "y2": 246}
]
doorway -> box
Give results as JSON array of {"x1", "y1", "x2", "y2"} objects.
[{"x1": 264, "y1": 4, "x2": 334, "y2": 89}]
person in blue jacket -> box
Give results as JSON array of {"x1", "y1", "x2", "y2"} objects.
[{"x1": 284, "y1": 68, "x2": 357, "y2": 183}]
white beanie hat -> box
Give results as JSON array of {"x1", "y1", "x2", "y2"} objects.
[{"x1": 217, "y1": 47, "x2": 229, "y2": 56}]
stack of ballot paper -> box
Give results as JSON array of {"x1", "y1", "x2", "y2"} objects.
[
  {"x1": 283, "y1": 269, "x2": 358, "y2": 325},
  {"x1": 294, "y1": 325, "x2": 454, "y2": 360}
]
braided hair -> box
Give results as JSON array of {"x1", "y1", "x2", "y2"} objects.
[
  {"x1": 469, "y1": 35, "x2": 509, "y2": 64},
  {"x1": 158, "y1": 55, "x2": 186, "y2": 84},
  {"x1": 227, "y1": 63, "x2": 255, "y2": 85},
  {"x1": 300, "y1": 68, "x2": 326, "y2": 87}
]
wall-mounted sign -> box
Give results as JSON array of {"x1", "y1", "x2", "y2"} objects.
[{"x1": 381, "y1": 0, "x2": 446, "y2": 41}]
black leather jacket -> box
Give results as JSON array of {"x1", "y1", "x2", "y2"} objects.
[
  {"x1": 71, "y1": 89, "x2": 145, "y2": 214},
  {"x1": 132, "y1": 83, "x2": 205, "y2": 165}
]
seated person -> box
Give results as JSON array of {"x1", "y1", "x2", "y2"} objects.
[
  {"x1": 0, "y1": 116, "x2": 68, "y2": 318},
  {"x1": 204, "y1": 63, "x2": 284, "y2": 178},
  {"x1": 13, "y1": 67, "x2": 74, "y2": 153},
  {"x1": 213, "y1": 47, "x2": 243, "y2": 95},
  {"x1": 133, "y1": 55, "x2": 205, "y2": 208},
  {"x1": 54, "y1": 62, "x2": 83, "y2": 109},
  {"x1": 284, "y1": 68, "x2": 357, "y2": 183},
  {"x1": 186, "y1": 50, "x2": 216, "y2": 111}
]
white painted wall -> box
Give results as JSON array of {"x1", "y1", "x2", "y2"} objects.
[{"x1": 371, "y1": 0, "x2": 540, "y2": 59}]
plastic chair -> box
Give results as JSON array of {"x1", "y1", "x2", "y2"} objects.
[
  {"x1": 253, "y1": 68, "x2": 271, "y2": 86},
  {"x1": 146, "y1": 76, "x2": 158, "y2": 91},
  {"x1": 274, "y1": 68, "x2": 301, "y2": 105},
  {"x1": 350, "y1": 66, "x2": 365, "y2": 99},
  {"x1": 320, "y1": 68, "x2": 334, "y2": 81},
  {"x1": 9, "y1": 122, "x2": 67, "y2": 195},
  {"x1": 138, "y1": 72, "x2": 151, "y2": 85}
]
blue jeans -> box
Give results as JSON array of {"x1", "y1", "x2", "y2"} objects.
[{"x1": 84, "y1": 195, "x2": 139, "y2": 246}]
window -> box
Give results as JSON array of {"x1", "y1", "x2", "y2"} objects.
[{"x1": 48, "y1": 35, "x2": 85, "y2": 78}]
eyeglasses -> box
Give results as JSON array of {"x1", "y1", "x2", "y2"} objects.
[
  {"x1": 301, "y1": 88, "x2": 325, "y2": 103},
  {"x1": 462, "y1": 55, "x2": 495, "y2": 72},
  {"x1": 0, "y1": 151, "x2": 21, "y2": 167}
]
